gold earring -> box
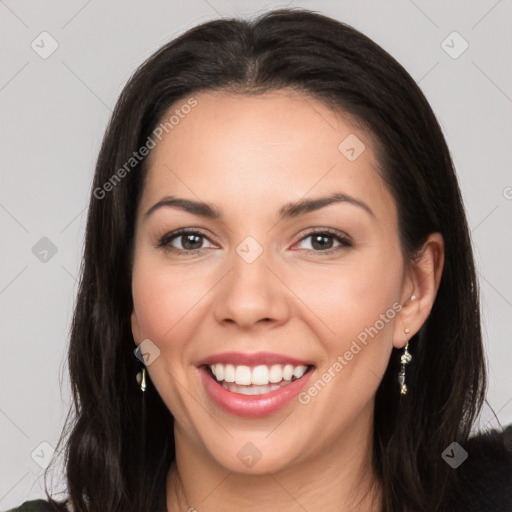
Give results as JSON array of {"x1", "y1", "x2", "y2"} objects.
[{"x1": 136, "y1": 367, "x2": 147, "y2": 392}]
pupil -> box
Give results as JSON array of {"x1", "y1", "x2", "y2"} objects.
[
  {"x1": 183, "y1": 234, "x2": 202, "y2": 250},
  {"x1": 312, "y1": 234, "x2": 332, "y2": 250}
]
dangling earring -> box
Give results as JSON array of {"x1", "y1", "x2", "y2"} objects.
[
  {"x1": 398, "y1": 330, "x2": 412, "y2": 395},
  {"x1": 135, "y1": 364, "x2": 147, "y2": 468},
  {"x1": 136, "y1": 367, "x2": 147, "y2": 392},
  {"x1": 133, "y1": 344, "x2": 148, "y2": 469}
]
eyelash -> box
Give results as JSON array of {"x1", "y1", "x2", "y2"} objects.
[{"x1": 156, "y1": 228, "x2": 353, "y2": 256}]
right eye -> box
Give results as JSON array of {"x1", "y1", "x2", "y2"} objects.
[{"x1": 157, "y1": 229, "x2": 216, "y2": 255}]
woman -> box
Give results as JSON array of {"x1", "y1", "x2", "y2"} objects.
[{"x1": 9, "y1": 8, "x2": 512, "y2": 512}]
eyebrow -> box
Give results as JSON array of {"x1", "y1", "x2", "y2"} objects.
[{"x1": 144, "y1": 192, "x2": 375, "y2": 221}]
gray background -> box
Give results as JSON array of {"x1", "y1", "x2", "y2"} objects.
[{"x1": 1, "y1": 0, "x2": 511, "y2": 508}]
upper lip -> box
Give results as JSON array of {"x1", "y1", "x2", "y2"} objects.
[{"x1": 196, "y1": 351, "x2": 314, "y2": 367}]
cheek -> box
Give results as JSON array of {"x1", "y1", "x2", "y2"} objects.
[
  {"x1": 131, "y1": 260, "x2": 210, "y2": 421},
  {"x1": 291, "y1": 247, "x2": 403, "y2": 396},
  {"x1": 295, "y1": 253, "x2": 402, "y2": 339},
  {"x1": 131, "y1": 259, "x2": 209, "y2": 343},
  {"x1": 293, "y1": 266, "x2": 401, "y2": 429}
]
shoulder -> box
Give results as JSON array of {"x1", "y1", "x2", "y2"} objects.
[
  {"x1": 4, "y1": 499, "x2": 70, "y2": 512},
  {"x1": 450, "y1": 424, "x2": 512, "y2": 511},
  {"x1": 4, "y1": 500, "x2": 55, "y2": 512}
]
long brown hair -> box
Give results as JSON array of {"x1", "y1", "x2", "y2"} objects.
[{"x1": 45, "y1": 8, "x2": 486, "y2": 511}]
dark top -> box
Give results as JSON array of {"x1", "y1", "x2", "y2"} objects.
[{"x1": 7, "y1": 425, "x2": 512, "y2": 512}]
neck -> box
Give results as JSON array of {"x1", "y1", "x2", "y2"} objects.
[{"x1": 166, "y1": 413, "x2": 382, "y2": 512}]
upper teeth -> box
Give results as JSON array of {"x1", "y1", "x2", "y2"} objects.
[{"x1": 209, "y1": 363, "x2": 308, "y2": 386}]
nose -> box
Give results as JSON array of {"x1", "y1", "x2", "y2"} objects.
[{"x1": 212, "y1": 244, "x2": 291, "y2": 331}]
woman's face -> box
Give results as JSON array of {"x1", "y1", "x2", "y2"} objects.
[{"x1": 131, "y1": 89, "x2": 412, "y2": 474}]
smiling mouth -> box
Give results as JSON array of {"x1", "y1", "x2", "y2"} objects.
[{"x1": 206, "y1": 363, "x2": 315, "y2": 396}]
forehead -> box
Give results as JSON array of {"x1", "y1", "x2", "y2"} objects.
[{"x1": 139, "y1": 90, "x2": 394, "y2": 223}]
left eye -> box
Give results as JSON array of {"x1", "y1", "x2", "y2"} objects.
[{"x1": 295, "y1": 231, "x2": 352, "y2": 252}]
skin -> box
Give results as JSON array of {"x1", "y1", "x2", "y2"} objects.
[{"x1": 130, "y1": 89, "x2": 444, "y2": 511}]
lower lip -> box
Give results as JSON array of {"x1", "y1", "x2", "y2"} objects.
[{"x1": 199, "y1": 366, "x2": 314, "y2": 418}]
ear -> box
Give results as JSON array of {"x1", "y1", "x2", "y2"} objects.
[{"x1": 392, "y1": 232, "x2": 445, "y2": 349}]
